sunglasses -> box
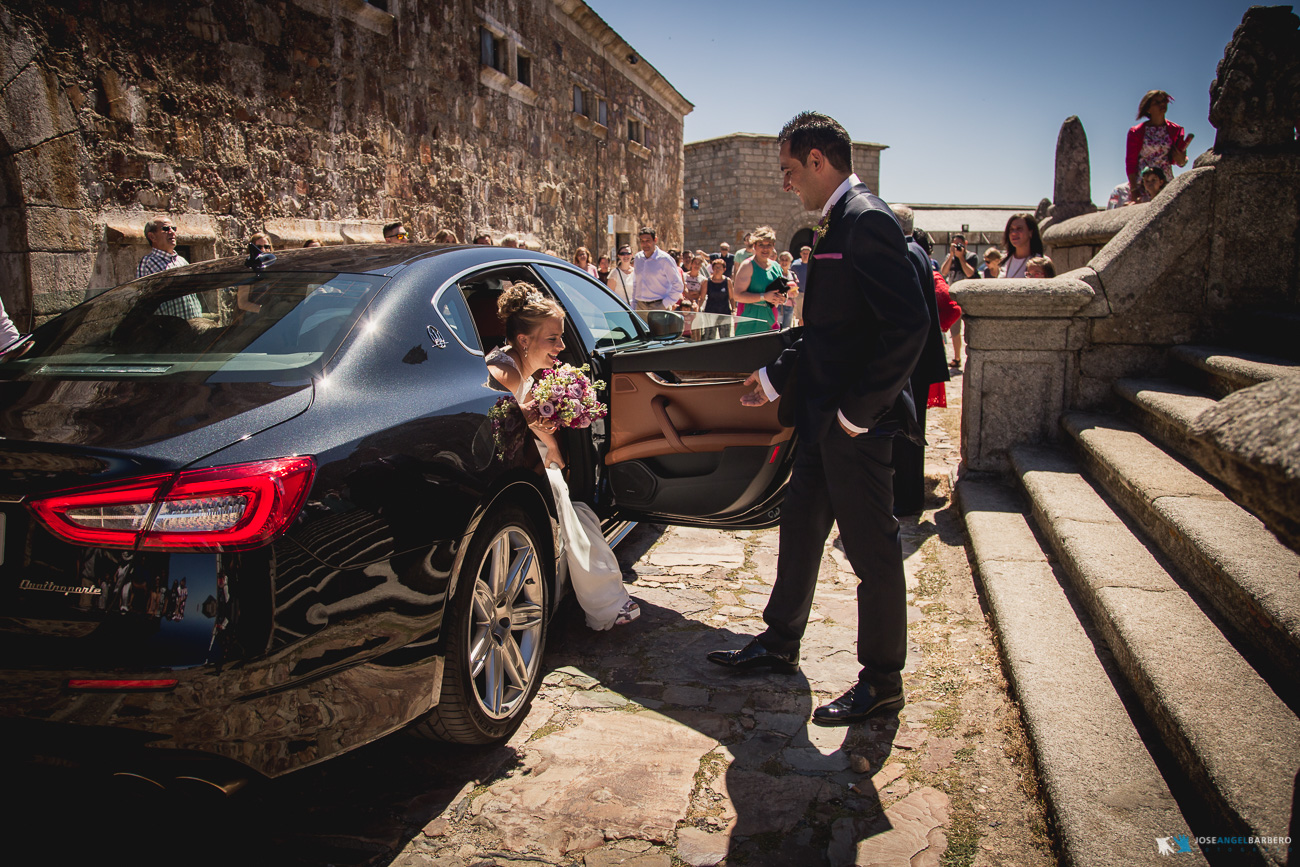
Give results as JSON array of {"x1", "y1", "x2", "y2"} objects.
[{"x1": 386, "y1": 231, "x2": 409, "y2": 240}]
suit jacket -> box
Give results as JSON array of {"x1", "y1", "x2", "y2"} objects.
[
  {"x1": 765, "y1": 183, "x2": 929, "y2": 443},
  {"x1": 905, "y1": 238, "x2": 951, "y2": 391}
]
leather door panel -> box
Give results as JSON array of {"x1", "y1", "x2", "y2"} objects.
[{"x1": 606, "y1": 372, "x2": 790, "y2": 464}]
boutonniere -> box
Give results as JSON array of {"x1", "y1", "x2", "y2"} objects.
[{"x1": 813, "y1": 212, "x2": 832, "y2": 247}]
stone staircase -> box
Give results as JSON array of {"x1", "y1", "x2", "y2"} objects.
[{"x1": 958, "y1": 344, "x2": 1300, "y2": 866}]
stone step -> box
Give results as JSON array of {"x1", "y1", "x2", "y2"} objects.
[
  {"x1": 955, "y1": 477, "x2": 1203, "y2": 867},
  {"x1": 1116, "y1": 376, "x2": 1300, "y2": 553},
  {"x1": 1169, "y1": 344, "x2": 1300, "y2": 399},
  {"x1": 1010, "y1": 444, "x2": 1300, "y2": 866},
  {"x1": 1063, "y1": 411, "x2": 1300, "y2": 687},
  {"x1": 1114, "y1": 377, "x2": 1216, "y2": 466}
]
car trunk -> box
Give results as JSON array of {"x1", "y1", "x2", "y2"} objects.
[{"x1": 0, "y1": 378, "x2": 311, "y2": 672}]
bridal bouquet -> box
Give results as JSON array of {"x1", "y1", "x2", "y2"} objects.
[{"x1": 529, "y1": 363, "x2": 607, "y2": 429}]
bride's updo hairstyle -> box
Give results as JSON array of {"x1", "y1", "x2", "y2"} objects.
[{"x1": 497, "y1": 281, "x2": 565, "y2": 343}]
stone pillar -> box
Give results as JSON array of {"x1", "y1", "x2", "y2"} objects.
[
  {"x1": 1208, "y1": 5, "x2": 1300, "y2": 153},
  {"x1": 1051, "y1": 116, "x2": 1096, "y2": 223},
  {"x1": 949, "y1": 275, "x2": 1108, "y2": 473}
]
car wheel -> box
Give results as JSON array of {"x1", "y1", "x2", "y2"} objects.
[{"x1": 412, "y1": 506, "x2": 548, "y2": 744}]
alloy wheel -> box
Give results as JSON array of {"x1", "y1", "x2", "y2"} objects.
[{"x1": 466, "y1": 525, "x2": 545, "y2": 720}]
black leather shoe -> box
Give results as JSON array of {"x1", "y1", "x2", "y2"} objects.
[
  {"x1": 706, "y1": 638, "x2": 799, "y2": 674},
  {"x1": 812, "y1": 683, "x2": 904, "y2": 726}
]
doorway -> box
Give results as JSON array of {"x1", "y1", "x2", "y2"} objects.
[{"x1": 788, "y1": 227, "x2": 814, "y2": 255}]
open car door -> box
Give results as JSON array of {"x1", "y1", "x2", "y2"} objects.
[
  {"x1": 533, "y1": 263, "x2": 795, "y2": 531},
  {"x1": 601, "y1": 329, "x2": 795, "y2": 529}
]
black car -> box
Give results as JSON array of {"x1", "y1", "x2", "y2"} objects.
[{"x1": 0, "y1": 244, "x2": 794, "y2": 785}]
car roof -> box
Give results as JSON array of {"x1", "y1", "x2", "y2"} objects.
[{"x1": 173, "y1": 244, "x2": 573, "y2": 278}]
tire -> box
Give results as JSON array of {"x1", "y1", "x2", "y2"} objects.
[{"x1": 412, "y1": 506, "x2": 549, "y2": 744}]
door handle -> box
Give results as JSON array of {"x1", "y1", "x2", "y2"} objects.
[{"x1": 650, "y1": 395, "x2": 691, "y2": 453}]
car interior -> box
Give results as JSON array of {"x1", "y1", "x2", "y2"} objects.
[{"x1": 457, "y1": 267, "x2": 583, "y2": 370}]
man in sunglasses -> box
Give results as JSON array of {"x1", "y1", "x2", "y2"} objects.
[
  {"x1": 383, "y1": 221, "x2": 410, "y2": 243},
  {"x1": 138, "y1": 216, "x2": 201, "y2": 320},
  {"x1": 137, "y1": 216, "x2": 188, "y2": 278}
]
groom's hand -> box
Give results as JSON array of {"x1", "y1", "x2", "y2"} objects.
[{"x1": 740, "y1": 370, "x2": 769, "y2": 407}]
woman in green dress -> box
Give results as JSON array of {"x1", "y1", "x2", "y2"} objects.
[{"x1": 731, "y1": 225, "x2": 787, "y2": 335}]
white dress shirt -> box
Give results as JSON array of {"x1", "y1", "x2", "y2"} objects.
[{"x1": 632, "y1": 246, "x2": 684, "y2": 305}]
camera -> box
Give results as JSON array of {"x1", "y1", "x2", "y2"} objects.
[{"x1": 954, "y1": 242, "x2": 965, "y2": 252}]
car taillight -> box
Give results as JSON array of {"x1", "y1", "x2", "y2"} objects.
[{"x1": 28, "y1": 457, "x2": 316, "y2": 551}]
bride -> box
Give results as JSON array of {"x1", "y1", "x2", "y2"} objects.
[{"x1": 486, "y1": 282, "x2": 640, "y2": 629}]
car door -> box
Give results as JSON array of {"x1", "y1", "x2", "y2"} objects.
[{"x1": 536, "y1": 264, "x2": 794, "y2": 530}]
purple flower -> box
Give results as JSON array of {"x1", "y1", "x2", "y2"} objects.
[{"x1": 539, "y1": 401, "x2": 556, "y2": 418}]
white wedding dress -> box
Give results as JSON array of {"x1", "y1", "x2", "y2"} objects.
[{"x1": 486, "y1": 347, "x2": 634, "y2": 630}]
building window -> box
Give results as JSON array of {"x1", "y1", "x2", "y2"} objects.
[
  {"x1": 597, "y1": 98, "x2": 608, "y2": 127},
  {"x1": 628, "y1": 118, "x2": 643, "y2": 145},
  {"x1": 480, "y1": 26, "x2": 504, "y2": 73},
  {"x1": 573, "y1": 85, "x2": 588, "y2": 117},
  {"x1": 516, "y1": 52, "x2": 532, "y2": 88}
]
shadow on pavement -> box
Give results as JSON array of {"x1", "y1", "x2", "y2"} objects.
[{"x1": 541, "y1": 561, "x2": 906, "y2": 865}]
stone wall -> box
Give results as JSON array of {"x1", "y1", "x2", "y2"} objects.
[
  {"x1": 683, "y1": 133, "x2": 883, "y2": 254},
  {"x1": 0, "y1": 0, "x2": 692, "y2": 329}
]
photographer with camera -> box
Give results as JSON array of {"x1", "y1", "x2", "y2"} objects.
[
  {"x1": 940, "y1": 233, "x2": 978, "y2": 284},
  {"x1": 940, "y1": 233, "x2": 978, "y2": 369}
]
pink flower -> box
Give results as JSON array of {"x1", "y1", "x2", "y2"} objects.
[{"x1": 538, "y1": 401, "x2": 556, "y2": 418}]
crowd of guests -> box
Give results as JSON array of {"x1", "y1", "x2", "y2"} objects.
[{"x1": 221, "y1": 214, "x2": 1059, "y2": 370}]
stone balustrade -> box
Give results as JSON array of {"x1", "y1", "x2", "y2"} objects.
[{"x1": 949, "y1": 272, "x2": 1108, "y2": 473}]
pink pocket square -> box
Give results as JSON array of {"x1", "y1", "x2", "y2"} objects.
[{"x1": 813, "y1": 252, "x2": 842, "y2": 260}]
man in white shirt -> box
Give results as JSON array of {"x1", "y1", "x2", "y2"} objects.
[{"x1": 631, "y1": 226, "x2": 684, "y2": 313}]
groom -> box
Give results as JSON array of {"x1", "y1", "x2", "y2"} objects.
[{"x1": 707, "y1": 111, "x2": 930, "y2": 725}]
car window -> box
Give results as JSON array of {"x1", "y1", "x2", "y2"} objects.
[
  {"x1": 0, "y1": 271, "x2": 384, "y2": 382},
  {"x1": 457, "y1": 266, "x2": 551, "y2": 354},
  {"x1": 536, "y1": 265, "x2": 642, "y2": 350},
  {"x1": 434, "y1": 283, "x2": 481, "y2": 352}
]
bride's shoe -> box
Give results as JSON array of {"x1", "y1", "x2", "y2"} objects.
[{"x1": 614, "y1": 599, "x2": 640, "y2": 626}]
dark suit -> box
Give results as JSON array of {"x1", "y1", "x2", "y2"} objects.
[
  {"x1": 759, "y1": 182, "x2": 929, "y2": 692},
  {"x1": 893, "y1": 239, "x2": 950, "y2": 515}
]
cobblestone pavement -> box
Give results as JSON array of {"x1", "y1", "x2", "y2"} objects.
[{"x1": 10, "y1": 374, "x2": 1059, "y2": 866}]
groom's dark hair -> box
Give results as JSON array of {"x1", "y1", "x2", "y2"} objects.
[{"x1": 779, "y1": 112, "x2": 853, "y2": 174}]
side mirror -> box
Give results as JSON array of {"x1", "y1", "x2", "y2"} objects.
[
  {"x1": 244, "y1": 242, "x2": 276, "y2": 272},
  {"x1": 646, "y1": 310, "x2": 684, "y2": 340}
]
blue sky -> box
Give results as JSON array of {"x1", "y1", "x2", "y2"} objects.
[{"x1": 584, "y1": 0, "x2": 1256, "y2": 207}]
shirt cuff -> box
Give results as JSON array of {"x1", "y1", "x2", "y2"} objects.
[
  {"x1": 838, "y1": 410, "x2": 870, "y2": 434},
  {"x1": 757, "y1": 368, "x2": 779, "y2": 402}
]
